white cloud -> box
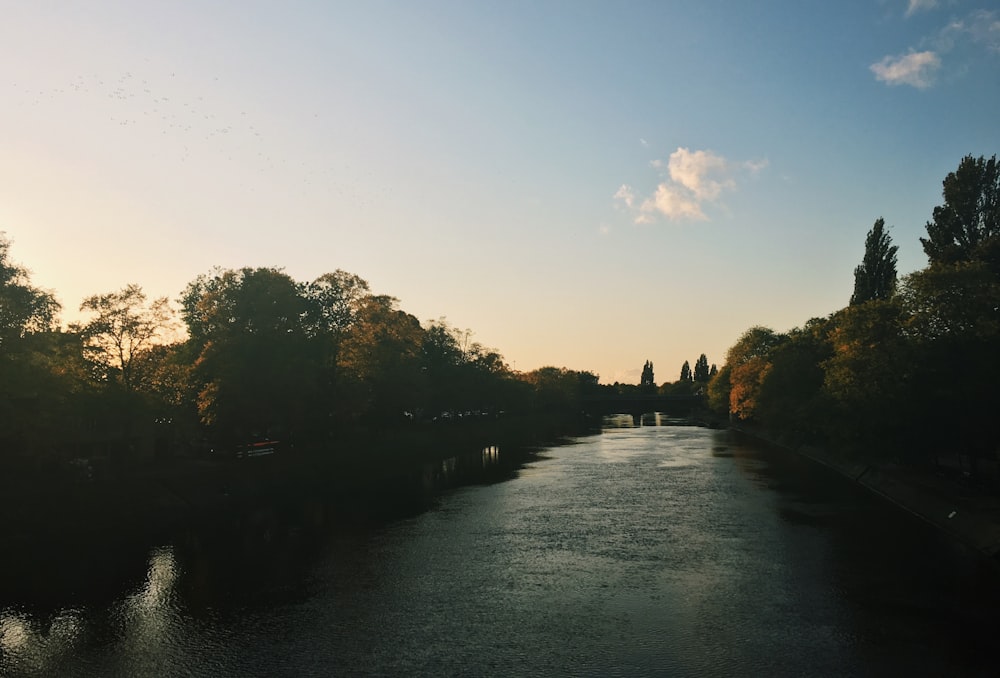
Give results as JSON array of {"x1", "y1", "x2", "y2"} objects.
[
  {"x1": 613, "y1": 184, "x2": 636, "y2": 209},
  {"x1": 870, "y1": 50, "x2": 940, "y2": 88},
  {"x1": 640, "y1": 183, "x2": 706, "y2": 221},
  {"x1": 667, "y1": 147, "x2": 734, "y2": 200},
  {"x1": 905, "y1": 0, "x2": 937, "y2": 17},
  {"x1": 615, "y1": 147, "x2": 764, "y2": 224}
]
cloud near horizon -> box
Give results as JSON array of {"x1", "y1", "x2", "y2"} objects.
[
  {"x1": 870, "y1": 50, "x2": 940, "y2": 88},
  {"x1": 615, "y1": 147, "x2": 766, "y2": 223}
]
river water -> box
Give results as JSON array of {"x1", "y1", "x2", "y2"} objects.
[{"x1": 2, "y1": 418, "x2": 998, "y2": 677}]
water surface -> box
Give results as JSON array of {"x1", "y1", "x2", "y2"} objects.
[{"x1": 2, "y1": 420, "x2": 996, "y2": 676}]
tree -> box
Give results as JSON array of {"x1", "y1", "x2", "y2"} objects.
[
  {"x1": 819, "y1": 299, "x2": 919, "y2": 456},
  {"x1": 693, "y1": 354, "x2": 710, "y2": 382},
  {"x1": 0, "y1": 236, "x2": 64, "y2": 465},
  {"x1": 421, "y1": 318, "x2": 472, "y2": 416},
  {"x1": 0, "y1": 233, "x2": 59, "y2": 352},
  {"x1": 754, "y1": 318, "x2": 832, "y2": 443},
  {"x1": 906, "y1": 155, "x2": 1000, "y2": 470},
  {"x1": 302, "y1": 270, "x2": 370, "y2": 341},
  {"x1": 851, "y1": 218, "x2": 898, "y2": 305},
  {"x1": 679, "y1": 360, "x2": 692, "y2": 382},
  {"x1": 920, "y1": 154, "x2": 1000, "y2": 267},
  {"x1": 338, "y1": 295, "x2": 426, "y2": 421},
  {"x1": 721, "y1": 326, "x2": 786, "y2": 420},
  {"x1": 640, "y1": 360, "x2": 655, "y2": 387},
  {"x1": 521, "y1": 367, "x2": 596, "y2": 412},
  {"x1": 706, "y1": 364, "x2": 731, "y2": 414},
  {"x1": 74, "y1": 284, "x2": 175, "y2": 392},
  {"x1": 900, "y1": 263, "x2": 1000, "y2": 469},
  {"x1": 301, "y1": 270, "x2": 371, "y2": 426},
  {"x1": 180, "y1": 267, "x2": 314, "y2": 441}
]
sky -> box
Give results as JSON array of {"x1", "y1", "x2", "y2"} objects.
[{"x1": 2, "y1": 1, "x2": 998, "y2": 384}]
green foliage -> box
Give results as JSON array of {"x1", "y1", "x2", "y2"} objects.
[
  {"x1": 706, "y1": 364, "x2": 731, "y2": 414},
  {"x1": 821, "y1": 300, "x2": 916, "y2": 454},
  {"x1": 901, "y1": 261, "x2": 1000, "y2": 342},
  {"x1": 754, "y1": 318, "x2": 832, "y2": 443},
  {"x1": 850, "y1": 218, "x2": 898, "y2": 306},
  {"x1": 679, "y1": 360, "x2": 692, "y2": 383}
]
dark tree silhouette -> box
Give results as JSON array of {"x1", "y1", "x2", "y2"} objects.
[
  {"x1": 920, "y1": 154, "x2": 1000, "y2": 267},
  {"x1": 640, "y1": 360, "x2": 655, "y2": 387},
  {"x1": 679, "y1": 360, "x2": 692, "y2": 382},
  {"x1": 693, "y1": 354, "x2": 710, "y2": 382},
  {"x1": 74, "y1": 285, "x2": 174, "y2": 392},
  {"x1": 850, "y1": 218, "x2": 898, "y2": 305},
  {"x1": 0, "y1": 233, "x2": 59, "y2": 349}
]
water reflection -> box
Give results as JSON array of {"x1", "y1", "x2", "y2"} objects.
[
  {"x1": 0, "y1": 608, "x2": 84, "y2": 675},
  {"x1": 482, "y1": 445, "x2": 500, "y2": 467},
  {"x1": 602, "y1": 412, "x2": 692, "y2": 428},
  {"x1": 0, "y1": 547, "x2": 185, "y2": 677},
  {"x1": 112, "y1": 546, "x2": 180, "y2": 635}
]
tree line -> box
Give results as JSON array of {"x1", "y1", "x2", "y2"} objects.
[
  {"x1": 0, "y1": 253, "x2": 603, "y2": 472},
  {"x1": 705, "y1": 154, "x2": 1000, "y2": 481}
]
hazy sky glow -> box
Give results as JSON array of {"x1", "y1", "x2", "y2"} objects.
[{"x1": 2, "y1": 1, "x2": 998, "y2": 383}]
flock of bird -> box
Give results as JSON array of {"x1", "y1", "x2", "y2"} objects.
[{"x1": 8, "y1": 67, "x2": 385, "y2": 207}]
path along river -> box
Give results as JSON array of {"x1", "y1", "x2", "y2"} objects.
[{"x1": 2, "y1": 416, "x2": 998, "y2": 677}]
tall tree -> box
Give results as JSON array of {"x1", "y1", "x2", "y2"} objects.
[
  {"x1": 74, "y1": 284, "x2": 175, "y2": 392},
  {"x1": 850, "y1": 217, "x2": 898, "y2": 305},
  {"x1": 920, "y1": 154, "x2": 1000, "y2": 268},
  {"x1": 679, "y1": 360, "x2": 692, "y2": 382},
  {"x1": 640, "y1": 360, "x2": 655, "y2": 387},
  {"x1": 693, "y1": 354, "x2": 710, "y2": 382}
]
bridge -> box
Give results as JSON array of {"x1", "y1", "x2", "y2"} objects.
[{"x1": 580, "y1": 393, "x2": 705, "y2": 417}]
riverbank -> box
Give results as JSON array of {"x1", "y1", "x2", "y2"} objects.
[{"x1": 731, "y1": 425, "x2": 1000, "y2": 564}]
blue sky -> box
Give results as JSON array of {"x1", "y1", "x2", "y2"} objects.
[{"x1": 2, "y1": 1, "x2": 998, "y2": 383}]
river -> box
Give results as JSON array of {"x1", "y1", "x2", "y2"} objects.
[{"x1": 2, "y1": 417, "x2": 997, "y2": 677}]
